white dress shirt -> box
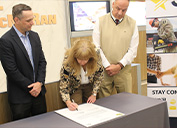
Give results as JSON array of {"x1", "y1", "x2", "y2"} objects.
[{"x1": 81, "y1": 67, "x2": 89, "y2": 84}]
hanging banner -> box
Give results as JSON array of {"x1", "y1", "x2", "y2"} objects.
[
  {"x1": 0, "y1": 0, "x2": 68, "y2": 92},
  {"x1": 146, "y1": 0, "x2": 177, "y2": 117}
]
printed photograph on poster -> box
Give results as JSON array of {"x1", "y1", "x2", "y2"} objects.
[
  {"x1": 147, "y1": 53, "x2": 177, "y2": 87},
  {"x1": 146, "y1": 17, "x2": 177, "y2": 54}
]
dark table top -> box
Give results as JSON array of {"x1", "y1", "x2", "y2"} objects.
[{"x1": 0, "y1": 92, "x2": 170, "y2": 128}]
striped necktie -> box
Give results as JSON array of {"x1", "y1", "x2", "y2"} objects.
[{"x1": 115, "y1": 19, "x2": 119, "y2": 25}]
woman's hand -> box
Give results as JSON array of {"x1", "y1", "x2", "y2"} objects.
[
  {"x1": 66, "y1": 100, "x2": 78, "y2": 111},
  {"x1": 87, "y1": 95, "x2": 96, "y2": 103}
]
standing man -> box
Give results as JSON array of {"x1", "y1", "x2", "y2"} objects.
[
  {"x1": 149, "y1": 18, "x2": 177, "y2": 53},
  {"x1": 92, "y1": 0, "x2": 139, "y2": 98},
  {"x1": 0, "y1": 4, "x2": 47, "y2": 121}
]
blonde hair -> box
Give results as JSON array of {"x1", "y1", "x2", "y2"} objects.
[{"x1": 65, "y1": 39, "x2": 98, "y2": 76}]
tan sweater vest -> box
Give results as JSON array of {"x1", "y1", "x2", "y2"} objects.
[{"x1": 99, "y1": 13, "x2": 136, "y2": 64}]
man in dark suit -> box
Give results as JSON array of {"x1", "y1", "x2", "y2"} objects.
[{"x1": 0, "y1": 4, "x2": 47, "y2": 121}]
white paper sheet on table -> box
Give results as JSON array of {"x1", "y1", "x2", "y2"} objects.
[{"x1": 55, "y1": 103, "x2": 125, "y2": 127}]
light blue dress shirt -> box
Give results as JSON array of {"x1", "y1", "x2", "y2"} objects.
[{"x1": 13, "y1": 25, "x2": 35, "y2": 80}]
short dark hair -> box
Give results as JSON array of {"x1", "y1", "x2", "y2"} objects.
[{"x1": 12, "y1": 4, "x2": 31, "y2": 20}]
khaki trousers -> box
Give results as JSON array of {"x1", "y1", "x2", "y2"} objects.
[
  {"x1": 98, "y1": 65, "x2": 132, "y2": 98},
  {"x1": 70, "y1": 84, "x2": 93, "y2": 104}
]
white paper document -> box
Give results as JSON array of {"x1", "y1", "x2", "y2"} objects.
[{"x1": 55, "y1": 103, "x2": 125, "y2": 127}]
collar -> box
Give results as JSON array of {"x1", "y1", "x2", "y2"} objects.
[
  {"x1": 110, "y1": 12, "x2": 123, "y2": 23},
  {"x1": 13, "y1": 25, "x2": 29, "y2": 37}
]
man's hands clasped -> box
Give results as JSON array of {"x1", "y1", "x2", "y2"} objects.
[
  {"x1": 28, "y1": 82, "x2": 42, "y2": 97},
  {"x1": 106, "y1": 64, "x2": 122, "y2": 76}
]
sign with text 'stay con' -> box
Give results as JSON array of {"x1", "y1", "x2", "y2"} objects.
[{"x1": 148, "y1": 87, "x2": 177, "y2": 117}]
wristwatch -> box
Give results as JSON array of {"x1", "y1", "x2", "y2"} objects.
[
  {"x1": 117, "y1": 62, "x2": 124, "y2": 70},
  {"x1": 93, "y1": 93, "x2": 97, "y2": 97}
]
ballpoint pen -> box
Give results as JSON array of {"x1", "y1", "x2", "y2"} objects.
[{"x1": 72, "y1": 99, "x2": 78, "y2": 111}]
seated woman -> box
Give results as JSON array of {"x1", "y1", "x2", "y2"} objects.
[{"x1": 59, "y1": 39, "x2": 104, "y2": 111}]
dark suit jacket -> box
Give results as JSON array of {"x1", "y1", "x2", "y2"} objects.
[{"x1": 0, "y1": 27, "x2": 47, "y2": 104}]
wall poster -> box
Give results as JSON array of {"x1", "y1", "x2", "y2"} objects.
[{"x1": 146, "y1": 0, "x2": 177, "y2": 117}]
